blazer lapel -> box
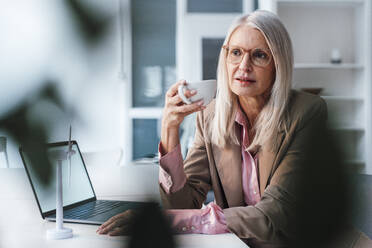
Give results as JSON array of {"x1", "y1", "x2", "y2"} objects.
[
  {"x1": 257, "y1": 132, "x2": 285, "y2": 196},
  {"x1": 257, "y1": 145, "x2": 276, "y2": 196},
  {"x1": 213, "y1": 142, "x2": 245, "y2": 207}
]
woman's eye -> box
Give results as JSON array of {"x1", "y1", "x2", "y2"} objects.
[
  {"x1": 231, "y1": 49, "x2": 242, "y2": 56},
  {"x1": 253, "y1": 50, "x2": 268, "y2": 59}
]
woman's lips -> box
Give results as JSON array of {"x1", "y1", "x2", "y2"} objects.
[{"x1": 235, "y1": 77, "x2": 256, "y2": 84}]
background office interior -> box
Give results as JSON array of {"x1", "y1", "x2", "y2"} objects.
[{"x1": 0, "y1": 0, "x2": 371, "y2": 175}]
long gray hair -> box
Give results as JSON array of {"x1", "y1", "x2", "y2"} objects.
[{"x1": 210, "y1": 10, "x2": 293, "y2": 152}]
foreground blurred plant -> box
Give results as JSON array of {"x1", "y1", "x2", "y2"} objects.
[
  {"x1": 0, "y1": 0, "x2": 113, "y2": 184},
  {"x1": 0, "y1": 2, "x2": 176, "y2": 247},
  {"x1": 0, "y1": 82, "x2": 64, "y2": 185}
]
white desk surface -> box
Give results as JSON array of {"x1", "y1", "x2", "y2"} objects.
[{"x1": 0, "y1": 163, "x2": 248, "y2": 248}]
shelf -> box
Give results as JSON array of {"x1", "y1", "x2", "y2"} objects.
[
  {"x1": 129, "y1": 107, "x2": 163, "y2": 119},
  {"x1": 345, "y1": 159, "x2": 365, "y2": 165},
  {"x1": 344, "y1": 160, "x2": 365, "y2": 171},
  {"x1": 264, "y1": 0, "x2": 371, "y2": 173},
  {"x1": 344, "y1": 160, "x2": 365, "y2": 172},
  {"x1": 294, "y1": 63, "x2": 364, "y2": 69},
  {"x1": 321, "y1": 96, "x2": 364, "y2": 101},
  {"x1": 277, "y1": 0, "x2": 364, "y2": 6},
  {"x1": 329, "y1": 126, "x2": 365, "y2": 132}
]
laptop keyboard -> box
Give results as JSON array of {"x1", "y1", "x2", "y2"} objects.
[{"x1": 63, "y1": 200, "x2": 125, "y2": 220}]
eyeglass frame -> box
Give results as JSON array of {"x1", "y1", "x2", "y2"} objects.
[{"x1": 222, "y1": 45, "x2": 273, "y2": 68}]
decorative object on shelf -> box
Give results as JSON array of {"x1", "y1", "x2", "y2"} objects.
[
  {"x1": 330, "y1": 48, "x2": 342, "y2": 64},
  {"x1": 300, "y1": 88, "x2": 323, "y2": 95},
  {"x1": 141, "y1": 66, "x2": 162, "y2": 102},
  {"x1": 0, "y1": 136, "x2": 10, "y2": 168}
]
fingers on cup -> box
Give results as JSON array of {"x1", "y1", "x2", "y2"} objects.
[
  {"x1": 180, "y1": 100, "x2": 204, "y2": 113},
  {"x1": 168, "y1": 94, "x2": 183, "y2": 106},
  {"x1": 184, "y1": 89, "x2": 196, "y2": 99},
  {"x1": 168, "y1": 88, "x2": 196, "y2": 106},
  {"x1": 167, "y1": 79, "x2": 186, "y2": 98}
]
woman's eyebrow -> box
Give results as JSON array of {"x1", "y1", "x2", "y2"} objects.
[
  {"x1": 228, "y1": 44, "x2": 270, "y2": 50},
  {"x1": 255, "y1": 47, "x2": 271, "y2": 51}
]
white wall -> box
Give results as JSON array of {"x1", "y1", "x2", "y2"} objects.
[{"x1": 0, "y1": 0, "x2": 126, "y2": 168}]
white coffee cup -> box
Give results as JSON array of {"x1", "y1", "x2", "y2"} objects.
[{"x1": 178, "y1": 79, "x2": 217, "y2": 106}]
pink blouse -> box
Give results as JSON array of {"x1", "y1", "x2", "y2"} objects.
[{"x1": 159, "y1": 106, "x2": 261, "y2": 234}]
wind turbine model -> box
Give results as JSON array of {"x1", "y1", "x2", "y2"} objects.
[
  {"x1": 0, "y1": 137, "x2": 10, "y2": 168},
  {"x1": 46, "y1": 125, "x2": 76, "y2": 240}
]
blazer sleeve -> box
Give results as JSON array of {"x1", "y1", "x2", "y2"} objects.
[
  {"x1": 159, "y1": 110, "x2": 212, "y2": 209},
  {"x1": 223, "y1": 98, "x2": 330, "y2": 244}
]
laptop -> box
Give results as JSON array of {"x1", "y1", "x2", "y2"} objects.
[{"x1": 19, "y1": 140, "x2": 148, "y2": 225}]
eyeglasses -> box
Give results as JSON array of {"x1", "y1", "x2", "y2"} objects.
[{"x1": 223, "y1": 45, "x2": 272, "y2": 67}]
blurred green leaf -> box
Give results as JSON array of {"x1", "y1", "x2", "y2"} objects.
[
  {"x1": 0, "y1": 81, "x2": 66, "y2": 186},
  {"x1": 65, "y1": 0, "x2": 113, "y2": 46},
  {"x1": 0, "y1": 0, "x2": 114, "y2": 187}
]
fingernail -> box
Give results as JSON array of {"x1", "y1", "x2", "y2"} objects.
[
  {"x1": 197, "y1": 100, "x2": 204, "y2": 106},
  {"x1": 190, "y1": 90, "x2": 196, "y2": 94}
]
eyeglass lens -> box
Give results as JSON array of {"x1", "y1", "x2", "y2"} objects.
[{"x1": 227, "y1": 47, "x2": 271, "y2": 67}]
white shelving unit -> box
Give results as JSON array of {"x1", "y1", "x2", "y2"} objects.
[
  {"x1": 122, "y1": 0, "x2": 254, "y2": 164},
  {"x1": 277, "y1": 0, "x2": 365, "y2": 3},
  {"x1": 321, "y1": 96, "x2": 364, "y2": 101},
  {"x1": 294, "y1": 63, "x2": 364, "y2": 69},
  {"x1": 121, "y1": 0, "x2": 176, "y2": 163},
  {"x1": 260, "y1": 0, "x2": 372, "y2": 173}
]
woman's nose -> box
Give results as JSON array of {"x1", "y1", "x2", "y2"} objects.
[{"x1": 238, "y1": 53, "x2": 253, "y2": 71}]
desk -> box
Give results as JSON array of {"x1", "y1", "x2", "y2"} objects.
[{"x1": 0, "y1": 167, "x2": 248, "y2": 248}]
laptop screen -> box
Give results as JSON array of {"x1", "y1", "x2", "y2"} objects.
[{"x1": 20, "y1": 141, "x2": 95, "y2": 214}]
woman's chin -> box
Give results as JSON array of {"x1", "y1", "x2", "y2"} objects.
[{"x1": 231, "y1": 84, "x2": 257, "y2": 97}]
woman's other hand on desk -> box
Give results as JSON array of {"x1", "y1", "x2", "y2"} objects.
[
  {"x1": 97, "y1": 203, "x2": 176, "y2": 247},
  {"x1": 161, "y1": 80, "x2": 206, "y2": 154},
  {"x1": 96, "y1": 209, "x2": 138, "y2": 236}
]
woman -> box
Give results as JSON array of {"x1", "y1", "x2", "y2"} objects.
[
  {"x1": 98, "y1": 10, "x2": 370, "y2": 247},
  {"x1": 157, "y1": 9, "x2": 315, "y2": 246}
]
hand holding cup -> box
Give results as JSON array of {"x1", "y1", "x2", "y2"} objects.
[
  {"x1": 177, "y1": 79, "x2": 217, "y2": 106},
  {"x1": 161, "y1": 79, "x2": 216, "y2": 154}
]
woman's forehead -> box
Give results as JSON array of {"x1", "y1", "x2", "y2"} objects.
[{"x1": 229, "y1": 25, "x2": 269, "y2": 49}]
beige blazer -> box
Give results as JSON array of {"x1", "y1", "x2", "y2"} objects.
[{"x1": 160, "y1": 90, "x2": 371, "y2": 247}]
